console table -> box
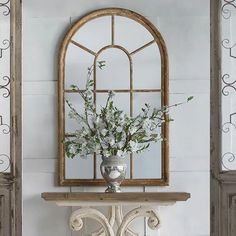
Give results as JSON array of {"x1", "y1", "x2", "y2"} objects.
[{"x1": 41, "y1": 192, "x2": 190, "y2": 236}]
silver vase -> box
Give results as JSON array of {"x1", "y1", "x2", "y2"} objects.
[{"x1": 100, "y1": 156, "x2": 127, "y2": 193}]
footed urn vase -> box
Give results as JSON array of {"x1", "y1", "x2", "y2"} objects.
[{"x1": 100, "y1": 156, "x2": 127, "y2": 193}]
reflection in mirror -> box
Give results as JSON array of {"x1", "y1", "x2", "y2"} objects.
[
  {"x1": 66, "y1": 155, "x2": 94, "y2": 179},
  {"x1": 72, "y1": 16, "x2": 111, "y2": 52},
  {"x1": 133, "y1": 92, "x2": 162, "y2": 178},
  {"x1": 65, "y1": 44, "x2": 94, "y2": 90},
  {"x1": 133, "y1": 43, "x2": 161, "y2": 89},
  {"x1": 96, "y1": 92, "x2": 130, "y2": 114},
  {"x1": 115, "y1": 15, "x2": 154, "y2": 52},
  {"x1": 64, "y1": 93, "x2": 90, "y2": 133},
  {"x1": 96, "y1": 48, "x2": 130, "y2": 89}
]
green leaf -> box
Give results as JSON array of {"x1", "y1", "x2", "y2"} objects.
[{"x1": 187, "y1": 96, "x2": 194, "y2": 102}]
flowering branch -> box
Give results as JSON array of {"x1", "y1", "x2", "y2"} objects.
[{"x1": 64, "y1": 63, "x2": 193, "y2": 159}]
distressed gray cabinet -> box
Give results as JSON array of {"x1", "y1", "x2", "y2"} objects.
[{"x1": 0, "y1": 0, "x2": 21, "y2": 236}]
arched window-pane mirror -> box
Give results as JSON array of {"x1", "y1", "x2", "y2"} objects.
[{"x1": 58, "y1": 8, "x2": 169, "y2": 186}]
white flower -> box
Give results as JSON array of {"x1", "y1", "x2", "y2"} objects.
[
  {"x1": 117, "y1": 141, "x2": 124, "y2": 149},
  {"x1": 101, "y1": 129, "x2": 108, "y2": 136},
  {"x1": 109, "y1": 138, "x2": 115, "y2": 146},
  {"x1": 103, "y1": 150, "x2": 110, "y2": 157},
  {"x1": 116, "y1": 126, "x2": 123, "y2": 132},
  {"x1": 117, "y1": 150, "x2": 124, "y2": 157},
  {"x1": 81, "y1": 142, "x2": 87, "y2": 149},
  {"x1": 97, "y1": 121, "x2": 105, "y2": 130},
  {"x1": 145, "y1": 128, "x2": 152, "y2": 136},
  {"x1": 105, "y1": 136, "x2": 115, "y2": 146},
  {"x1": 92, "y1": 116, "x2": 100, "y2": 124},
  {"x1": 129, "y1": 140, "x2": 139, "y2": 152},
  {"x1": 82, "y1": 129, "x2": 88, "y2": 136},
  {"x1": 129, "y1": 127, "x2": 137, "y2": 135},
  {"x1": 85, "y1": 90, "x2": 93, "y2": 99},
  {"x1": 119, "y1": 113, "x2": 126, "y2": 123},
  {"x1": 69, "y1": 144, "x2": 76, "y2": 154},
  {"x1": 143, "y1": 118, "x2": 152, "y2": 129},
  {"x1": 78, "y1": 137, "x2": 86, "y2": 143}
]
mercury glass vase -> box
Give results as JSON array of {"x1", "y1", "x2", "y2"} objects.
[{"x1": 100, "y1": 156, "x2": 127, "y2": 193}]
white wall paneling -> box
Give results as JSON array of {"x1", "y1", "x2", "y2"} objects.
[{"x1": 23, "y1": 0, "x2": 210, "y2": 235}]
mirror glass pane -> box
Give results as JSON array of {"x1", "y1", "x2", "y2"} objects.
[
  {"x1": 133, "y1": 92, "x2": 162, "y2": 178},
  {"x1": 65, "y1": 43, "x2": 94, "y2": 90},
  {"x1": 221, "y1": 2, "x2": 236, "y2": 171},
  {"x1": 96, "y1": 48, "x2": 130, "y2": 89},
  {"x1": 133, "y1": 43, "x2": 161, "y2": 89},
  {"x1": 96, "y1": 92, "x2": 130, "y2": 114},
  {"x1": 65, "y1": 154, "x2": 94, "y2": 179},
  {"x1": 65, "y1": 93, "x2": 90, "y2": 133},
  {"x1": 72, "y1": 16, "x2": 111, "y2": 53},
  {"x1": 115, "y1": 16, "x2": 154, "y2": 52},
  {"x1": 0, "y1": 3, "x2": 10, "y2": 173}
]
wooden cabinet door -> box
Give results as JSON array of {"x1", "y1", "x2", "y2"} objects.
[
  {"x1": 0, "y1": 188, "x2": 11, "y2": 236},
  {"x1": 0, "y1": 0, "x2": 21, "y2": 236},
  {"x1": 211, "y1": 0, "x2": 236, "y2": 235}
]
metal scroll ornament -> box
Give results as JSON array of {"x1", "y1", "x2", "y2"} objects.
[
  {"x1": 221, "y1": 2, "x2": 236, "y2": 170},
  {"x1": 221, "y1": 0, "x2": 236, "y2": 19},
  {"x1": 0, "y1": 115, "x2": 10, "y2": 134},
  {"x1": 0, "y1": 0, "x2": 10, "y2": 174},
  {"x1": 0, "y1": 76, "x2": 10, "y2": 98},
  {"x1": 0, "y1": 0, "x2": 10, "y2": 16},
  {"x1": 0, "y1": 154, "x2": 10, "y2": 173},
  {"x1": 0, "y1": 39, "x2": 10, "y2": 59}
]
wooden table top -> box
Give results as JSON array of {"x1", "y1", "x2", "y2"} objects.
[{"x1": 42, "y1": 192, "x2": 190, "y2": 206}]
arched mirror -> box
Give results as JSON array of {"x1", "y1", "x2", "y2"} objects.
[{"x1": 58, "y1": 8, "x2": 169, "y2": 186}]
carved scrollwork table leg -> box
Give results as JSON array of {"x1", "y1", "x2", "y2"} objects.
[
  {"x1": 70, "y1": 207, "x2": 115, "y2": 236},
  {"x1": 91, "y1": 206, "x2": 116, "y2": 236},
  {"x1": 116, "y1": 206, "x2": 161, "y2": 236},
  {"x1": 115, "y1": 206, "x2": 139, "y2": 236},
  {"x1": 69, "y1": 206, "x2": 161, "y2": 236}
]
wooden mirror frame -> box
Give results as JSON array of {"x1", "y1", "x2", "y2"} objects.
[{"x1": 58, "y1": 8, "x2": 169, "y2": 186}]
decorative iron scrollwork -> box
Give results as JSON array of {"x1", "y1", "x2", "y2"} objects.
[
  {"x1": 221, "y1": 0, "x2": 236, "y2": 171},
  {"x1": 222, "y1": 74, "x2": 236, "y2": 96},
  {"x1": 0, "y1": 115, "x2": 10, "y2": 134},
  {"x1": 0, "y1": 0, "x2": 10, "y2": 16},
  {"x1": 222, "y1": 115, "x2": 236, "y2": 133},
  {"x1": 0, "y1": 76, "x2": 10, "y2": 98},
  {"x1": 0, "y1": 39, "x2": 10, "y2": 59},
  {"x1": 222, "y1": 152, "x2": 236, "y2": 170},
  {"x1": 222, "y1": 0, "x2": 236, "y2": 19},
  {"x1": 222, "y1": 39, "x2": 236, "y2": 59},
  {"x1": 0, "y1": 154, "x2": 10, "y2": 173},
  {"x1": 0, "y1": 0, "x2": 10, "y2": 175}
]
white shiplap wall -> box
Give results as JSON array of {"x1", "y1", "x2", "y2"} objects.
[{"x1": 22, "y1": 1, "x2": 210, "y2": 235}]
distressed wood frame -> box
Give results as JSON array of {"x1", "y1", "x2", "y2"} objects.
[
  {"x1": 0, "y1": 0, "x2": 22, "y2": 235},
  {"x1": 58, "y1": 8, "x2": 169, "y2": 186},
  {"x1": 210, "y1": 0, "x2": 236, "y2": 235}
]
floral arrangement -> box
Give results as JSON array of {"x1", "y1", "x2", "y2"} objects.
[{"x1": 65, "y1": 62, "x2": 193, "y2": 159}]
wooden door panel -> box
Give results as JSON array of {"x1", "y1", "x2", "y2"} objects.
[
  {"x1": 220, "y1": 184, "x2": 236, "y2": 236},
  {"x1": 0, "y1": 188, "x2": 11, "y2": 236}
]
